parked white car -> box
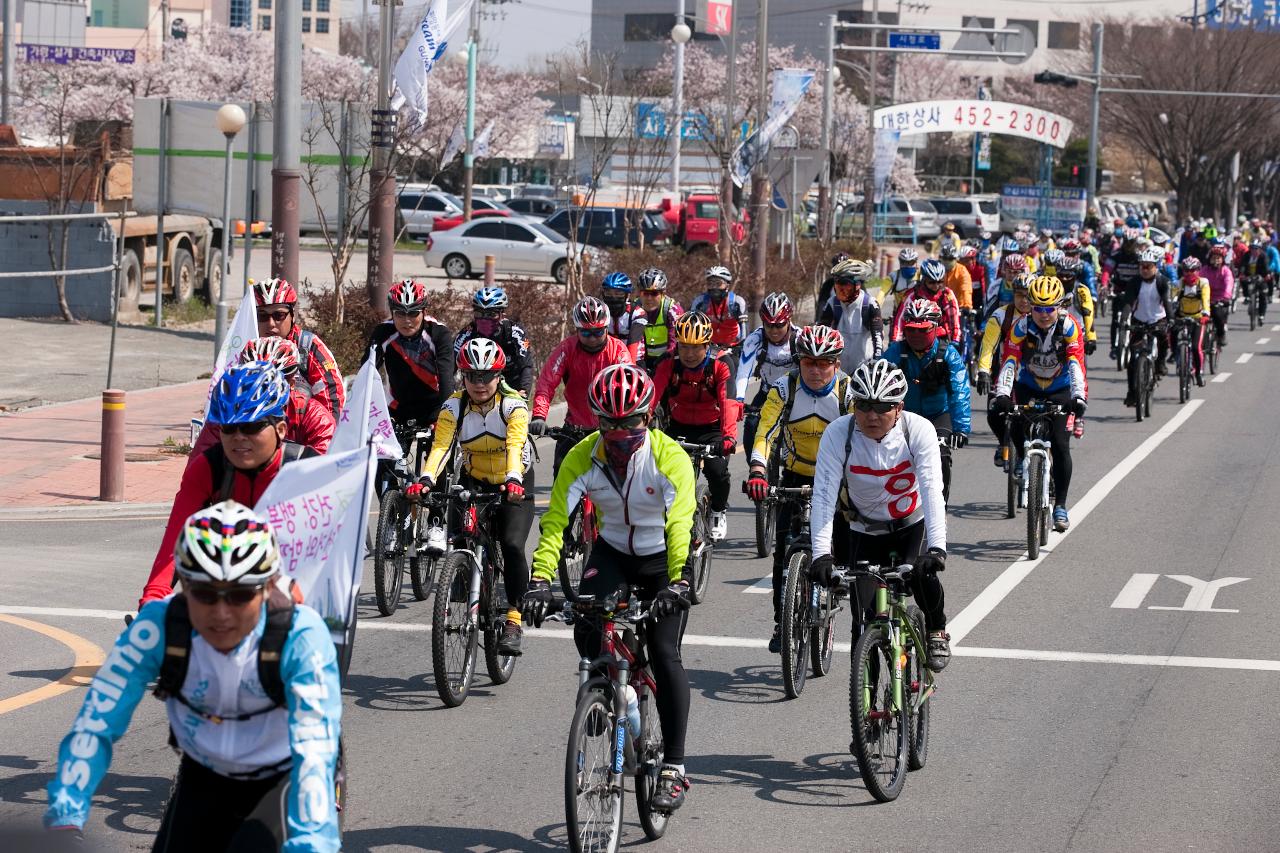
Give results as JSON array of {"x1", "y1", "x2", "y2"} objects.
[
  {"x1": 929, "y1": 195, "x2": 1001, "y2": 238},
  {"x1": 398, "y1": 188, "x2": 463, "y2": 237},
  {"x1": 424, "y1": 218, "x2": 582, "y2": 283}
]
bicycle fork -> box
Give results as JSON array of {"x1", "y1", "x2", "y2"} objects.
[{"x1": 1020, "y1": 441, "x2": 1051, "y2": 508}]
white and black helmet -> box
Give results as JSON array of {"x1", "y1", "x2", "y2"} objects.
[
  {"x1": 174, "y1": 501, "x2": 279, "y2": 586},
  {"x1": 1138, "y1": 246, "x2": 1164, "y2": 265},
  {"x1": 704, "y1": 265, "x2": 732, "y2": 283},
  {"x1": 850, "y1": 359, "x2": 908, "y2": 404}
]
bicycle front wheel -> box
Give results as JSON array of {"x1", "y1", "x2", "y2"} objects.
[
  {"x1": 431, "y1": 552, "x2": 479, "y2": 707},
  {"x1": 849, "y1": 623, "x2": 909, "y2": 802},
  {"x1": 687, "y1": 480, "x2": 713, "y2": 605},
  {"x1": 558, "y1": 504, "x2": 588, "y2": 599},
  {"x1": 566, "y1": 690, "x2": 624, "y2": 853},
  {"x1": 1004, "y1": 440, "x2": 1018, "y2": 519},
  {"x1": 634, "y1": 684, "x2": 670, "y2": 840},
  {"x1": 1026, "y1": 454, "x2": 1045, "y2": 560},
  {"x1": 754, "y1": 498, "x2": 776, "y2": 559},
  {"x1": 373, "y1": 490, "x2": 409, "y2": 616},
  {"x1": 780, "y1": 549, "x2": 811, "y2": 700},
  {"x1": 905, "y1": 606, "x2": 930, "y2": 771}
]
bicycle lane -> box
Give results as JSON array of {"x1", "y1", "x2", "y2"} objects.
[{"x1": 938, "y1": 334, "x2": 1280, "y2": 850}]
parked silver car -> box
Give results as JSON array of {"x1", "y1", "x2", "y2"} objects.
[{"x1": 424, "y1": 218, "x2": 582, "y2": 283}]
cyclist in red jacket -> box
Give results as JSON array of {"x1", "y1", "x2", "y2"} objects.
[
  {"x1": 530, "y1": 296, "x2": 634, "y2": 473},
  {"x1": 890, "y1": 258, "x2": 962, "y2": 345},
  {"x1": 652, "y1": 311, "x2": 737, "y2": 542},
  {"x1": 251, "y1": 277, "x2": 346, "y2": 421}
]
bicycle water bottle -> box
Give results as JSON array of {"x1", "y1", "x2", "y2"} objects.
[{"x1": 623, "y1": 685, "x2": 641, "y2": 739}]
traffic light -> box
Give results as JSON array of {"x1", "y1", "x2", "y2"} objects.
[{"x1": 1034, "y1": 71, "x2": 1079, "y2": 88}]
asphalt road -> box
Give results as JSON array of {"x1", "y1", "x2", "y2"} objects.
[{"x1": 2, "y1": 308, "x2": 1280, "y2": 851}]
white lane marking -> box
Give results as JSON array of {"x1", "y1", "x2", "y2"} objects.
[
  {"x1": 954, "y1": 646, "x2": 1280, "y2": 672},
  {"x1": 946, "y1": 399, "x2": 1205, "y2": 646},
  {"x1": 1235, "y1": 353, "x2": 1253, "y2": 364},
  {"x1": 1272, "y1": 325, "x2": 1280, "y2": 332},
  {"x1": 1110, "y1": 573, "x2": 1160, "y2": 609},
  {"x1": 1212, "y1": 372, "x2": 1232, "y2": 383},
  {"x1": 743, "y1": 575, "x2": 773, "y2": 594},
  {"x1": 1257, "y1": 337, "x2": 1272, "y2": 345}
]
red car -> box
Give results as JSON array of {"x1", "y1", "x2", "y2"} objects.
[{"x1": 430, "y1": 208, "x2": 510, "y2": 232}]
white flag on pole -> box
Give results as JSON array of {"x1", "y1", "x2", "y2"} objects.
[
  {"x1": 256, "y1": 446, "x2": 377, "y2": 636},
  {"x1": 440, "y1": 123, "x2": 465, "y2": 165},
  {"x1": 204, "y1": 287, "x2": 259, "y2": 418},
  {"x1": 473, "y1": 119, "x2": 495, "y2": 159},
  {"x1": 390, "y1": 0, "x2": 475, "y2": 129},
  {"x1": 730, "y1": 68, "x2": 817, "y2": 187},
  {"x1": 331, "y1": 351, "x2": 403, "y2": 460}
]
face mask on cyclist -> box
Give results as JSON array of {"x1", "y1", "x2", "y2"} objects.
[
  {"x1": 706, "y1": 287, "x2": 728, "y2": 303},
  {"x1": 602, "y1": 292, "x2": 628, "y2": 312},
  {"x1": 474, "y1": 317, "x2": 500, "y2": 337},
  {"x1": 602, "y1": 427, "x2": 647, "y2": 473},
  {"x1": 903, "y1": 326, "x2": 937, "y2": 353}
]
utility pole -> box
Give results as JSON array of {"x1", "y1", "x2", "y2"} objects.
[
  {"x1": 366, "y1": 0, "x2": 398, "y2": 316},
  {"x1": 670, "y1": 0, "x2": 690, "y2": 197},
  {"x1": 271, "y1": 0, "x2": 301, "y2": 287},
  {"x1": 750, "y1": 0, "x2": 769, "y2": 314},
  {"x1": 2, "y1": 0, "x2": 15, "y2": 126},
  {"x1": 718, "y1": 6, "x2": 738, "y2": 263},
  {"x1": 462, "y1": 0, "x2": 480, "y2": 220},
  {"x1": 861, "y1": 0, "x2": 880, "y2": 247},
  {"x1": 818, "y1": 13, "x2": 835, "y2": 242},
  {"x1": 160, "y1": 0, "x2": 169, "y2": 58},
  {"x1": 1085, "y1": 22, "x2": 1103, "y2": 208}
]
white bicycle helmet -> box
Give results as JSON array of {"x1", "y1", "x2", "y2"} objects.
[
  {"x1": 174, "y1": 501, "x2": 279, "y2": 586},
  {"x1": 898, "y1": 248, "x2": 919, "y2": 264},
  {"x1": 832, "y1": 258, "x2": 875, "y2": 283},
  {"x1": 704, "y1": 265, "x2": 733, "y2": 283},
  {"x1": 456, "y1": 337, "x2": 507, "y2": 372},
  {"x1": 850, "y1": 359, "x2": 908, "y2": 404},
  {"x1": 1138, "y1": 246, "x2": 1164, "y2": 265}
]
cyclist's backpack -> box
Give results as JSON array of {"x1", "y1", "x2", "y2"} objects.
[
  {"x1": 660, "y1": 356, "x2": 724, "y2": 413},
  {"x1": 153, "y1": 585, "x2": 295, "y2": 719},
  {"x1": 895, "y1": 346, "x2": 950, "y2": 396},
  {"x1": 204, "y1": 441, "x2": 314, "y2": 504}
]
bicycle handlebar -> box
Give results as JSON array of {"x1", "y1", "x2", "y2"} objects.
[
  {"x1": 835, "y1": 561, "x2": 918, "y2": 586},
  {"x1": 769, "y1": 485, "x2": 813, "y2": 499},
  {"x1": 539, "y1": 425, "x2": 595, "y2": 443},
  {"x1": 676, "y1": 440, "x2": 717, "y2": 458}
]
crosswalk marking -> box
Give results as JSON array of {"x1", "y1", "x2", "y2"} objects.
[
  {"x1": 743, "y1": 575, "x2": 773, "y2": 594},
  {"x1": 1256, "y1": 337, "x2": 1271, "y2": 345},
  {"x1": 1236, "y1": 353, "x2": 1254, "y2": 364},
  {"x1": 1212, "y1": 372, "x2": 1232, "y2": 383}
]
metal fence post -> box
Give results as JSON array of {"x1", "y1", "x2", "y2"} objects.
[
  {"x1": 107, "y1": 208, "x2": 126, "y2": 388},
  {"x1": 99, "y1": 389, "x2": 126, "y2": 502}
]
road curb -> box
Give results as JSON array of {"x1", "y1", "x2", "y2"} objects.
[{"x1": 0, "y1": 502, "x2": 174, "y2": 520}]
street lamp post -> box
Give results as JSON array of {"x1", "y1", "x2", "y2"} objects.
[
  {"x1": 215, "y1": 103, "x2": 247, "y2": 358},
  {"x1": 670, "y1": 7, "x2": 692, "y2": 197}
]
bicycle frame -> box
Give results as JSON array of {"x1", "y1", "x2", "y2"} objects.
[
  {"x1": 437, "y1": 488, "x2": 503, "y2": 628},
  {"x1": 849, "y1": 566, "x2": 937, "y2": 716}
]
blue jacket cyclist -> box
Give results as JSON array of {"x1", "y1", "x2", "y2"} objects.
[{"x1": 46, "y1": 501, "x2": 342, "y2": 853}]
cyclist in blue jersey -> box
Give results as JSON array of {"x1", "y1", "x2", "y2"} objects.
[{"x1": 46, "y1": 501, "x2": 342, "y2": 853}]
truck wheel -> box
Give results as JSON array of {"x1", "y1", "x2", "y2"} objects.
[
  {"x1": 117, "y1": 249, "x2": 141, "y2": 314},
  {"x1": 171, "y1": 248, "x2": 196, "y2": 305},
  {"x1": 204, "y1": 248, "x2": 223, "y2": 304}
]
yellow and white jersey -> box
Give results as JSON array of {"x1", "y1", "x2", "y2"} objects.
[{"x1": 424, "y1": 388, "x2": 531, "y2": 485}]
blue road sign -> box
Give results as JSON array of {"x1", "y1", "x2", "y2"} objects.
[{"x1": 887, "y1": 32, "x2": 941, "y2": 50}]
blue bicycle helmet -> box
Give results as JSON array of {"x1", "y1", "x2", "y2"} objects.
[
  {"x1": 919, "y1": 258, "x2": 946, "y2": 283},
  {"x1": 472, "y1": 286, "x2": 509, "y2": 310},
  {"x1": 601, "y1": 272, "x2": 633, "y2": 292},
  {"x1": 208, "y1": 363, "x2": 289, "y2": 425}
]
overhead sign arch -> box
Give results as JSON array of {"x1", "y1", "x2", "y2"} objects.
[{"x1": 873, "y1": 100, "x2": 1074, "y2": 148}]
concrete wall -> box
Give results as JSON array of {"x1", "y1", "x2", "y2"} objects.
[{"x1": 0, "y1": 201, "x2": 118, "y2": 322}]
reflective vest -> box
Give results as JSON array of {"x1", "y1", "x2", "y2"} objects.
[{"x1": 643, "y1": 296, "x2": 676, "y2": 351}]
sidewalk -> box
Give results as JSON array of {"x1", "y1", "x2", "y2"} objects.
[{"x1": 0, "y1": 381, "x2": 206, "y2": 507}]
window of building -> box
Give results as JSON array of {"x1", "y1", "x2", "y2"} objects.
[
  {"x1": 624, "y1": 13, "x2": 668, "y2": 41},
  {"x1": 258, "y1": 0, "x2": 270, "y2": 9},
  {"x1": 316, "y1": 0, "x2": 330, "y2": 12},
  {"x1": 315, "y1": 17, "x2": 328, "y2": 32},
  {"x1": 259, "y1": 13, "x2": 270, "y2": 29},
  {"x1": 229, "y1": 0, "x2": 251, "y2": 28},
  {"x1": 1047, "y1": 21, "x2": 1080, "y2": 50},
  {"x1": 302, "y1": 0, "x2": 310, "y2": 10},
  {"x1": 301, "y1": 16, "x2": 310, "y2": 31}
]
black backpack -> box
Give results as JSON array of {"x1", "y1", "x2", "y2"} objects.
[{"x1": 153, "y1": 585, "x2": 295, "y2": 721}]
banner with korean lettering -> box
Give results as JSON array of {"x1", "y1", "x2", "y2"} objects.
[
  {"x1": 975, "y1": 86, "x2": 992, "y2": 171},
  {"x1": 256, "y1": 445, "x2": 376, "y2": 637},
  {"x1": 1000, "y1": 185, "x2": 1087, "y2": 232},
  {"x1": 873, "y1": 100, "x2": 1073, "y2": 149},
  {"x1": 204, "y1": 288, "x2": 259, "y2": 418},
  {"x1": 872, "y1": 129, "x2": 901, "y2": 203},
  {"x1": 331, "y1": 352, "x2": 403, "y2": 459},
  {"x1": 729, "y1": 68, "x2": 816, "y2": 186}
]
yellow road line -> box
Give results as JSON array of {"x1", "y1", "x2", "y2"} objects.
[{"x1": 0, "y1": 614, "x2": 105, "y2": 715}]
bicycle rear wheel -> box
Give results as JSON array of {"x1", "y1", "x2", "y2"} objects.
[
  {"x1": 431, "y1": 552, "x2": 479, "y2": 707},
  {"x1": 905, "y1": 606, "x2": 930, "y2": 771},
  {"x1": 482, "y1": 548, "x2": 517, "y2": 685},
  {"x1": 1004, "y1": 440, "x2": 1018, "y2": 519},
  {"x1": 811, "y1": 586, "x2": 837, "y2": 679},
  {"x1": 687, "y1": 481, "x2": 713, "y2": 605},
  {"x1": 558, "y1": 503, "x2": 588, "y2": 599},
  {"x1": 1178, "y1": 343, "x2": 1191, "y2": 404},
  {"x1": 849, "y1": 623, "x2": 909, "y2": 802},
  {"x1": 780, "y1": 549, "x2": 811, "y2": 700},
  {"x1": 1141, "y1": 358, "x2": 1154, "y2": 420},
  {"x1": 1208, "y1": 336, "x2": 1219, "y2": 375},
  {"x1": 373, "y1": 490, "x2": 409, "y2": 616},
  {"x1": 1133, "y1": 356, "x2": 1147, "y2": 423},
  {"x1": 754, "y1": 498, "x2": 776, "y2": 559},
  {"x1": 1026, "y1": 454, "x2": 1045, "y2": 560},
  {"x1": 566, "y1": 690, "x2": 624, "y2": 853},
  {"x1": 634, "y1": 684, "x2": 670, "y2": 840}
]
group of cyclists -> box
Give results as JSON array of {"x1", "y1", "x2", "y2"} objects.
[{"x1": 42, "y1": 206, "x2": 1280, "y2": 848}]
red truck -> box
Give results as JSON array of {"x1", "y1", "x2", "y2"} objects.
[{"x1": 658, "y1": 193, "x2": 748, "y2": 253}]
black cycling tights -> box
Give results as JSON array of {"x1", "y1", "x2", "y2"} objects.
[
  {"x1": 573, "y1": 541, "x2": 690, "y2": 765},
  {"x1": 153, "y1": 756, "x2": 288, "y2": 853},
  {"x1": 664, "y1": 421, "x2": 730, "y2": 512},
  {"x1": 844, "y1": 520, "x2": 946, "y2": 634},
  {"x1": 461, "y1": 471, "x2": 534, "y2": 610},
  {"x1": 772, "y1": 469, "x2": 849, "y2": 624},
  {"x1": 1009, "y1": 383, "x2": 1073, "y2": 507}
]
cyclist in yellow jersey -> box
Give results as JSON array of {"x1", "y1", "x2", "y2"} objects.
[
  {"x1": 1172, "y1": 256, "x2": 1211, "y2": 386},
  {"x1": 745, "y1": 325, "x2": 855, "y2": 653},
  {"x1": 409, "y1": 338, "x2": 533, "y2": 655}
]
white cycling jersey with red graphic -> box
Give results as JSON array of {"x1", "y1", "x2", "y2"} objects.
[{"x1": 809, "y1": 411, "x2": 946, "y2": 560}]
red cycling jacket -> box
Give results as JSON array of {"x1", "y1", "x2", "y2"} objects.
[
  {"x1": 962, "y1": 259, "x2": 987, "y2": 303},
  {"x1": 285, "y1": 325, "x2": 346, "y2": 422},
  {"x1": 189, "y1": 389, "x2": 336, "y2": 458},
  {"x1": 652, "y1": 356, "x2": 736, "y2": 441},
  {"x1": 141, "y1": 444, "x2": 294, "y2": 607},
  {"x1": 532, "y1": 335, "x2": 634, "y2": 428},
  {"x1": 890, "y1": 284, "x2": 963, "y2": 343}
]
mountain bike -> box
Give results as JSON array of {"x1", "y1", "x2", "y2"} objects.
[
  {"x1": 838, "y1": 560, "x2": 936, "y2": 803},
  {"x1": 1003, "y1": 400, "x2": 1063, "y2": 559},
  {"x1": 428, "y1": 484, "x2": 519, "y2": 707},
  {"x1": 1127, "y1": 321, "x2": 1160, "y2": 423},
  {"x1": 562, "y1": 588, "x2": 675, "y2": 853},
  {"x1": 373, "y1": 421, "x2": 457, "y2": 616},
  {"x1": 676, "y1": 440, "x2": 716, "y2": 605},
  {"x1": 774, "y1": 484, "x2": 845, "y2": 699},
  {"x1": 752, "y1": 440, "x2": 780, "y2": 559},
  {"x1": 542, "y1": 427, "x2": 599, "y2": 598},
  {"x1": 960, "y1": 309, "x2": 979, "y2": 386},
  {"x1": 1244, "y1": 275, "x2": 1265, "y2": 330},
  {"x1": 1111, "y1": 299, "x2": 1132, "y2": 371},
  {"x1": 1207, "y1": 300, "x2": 1228, "y2": 375},
  {"x1": 1171, "y1": 317, "x2": 1198, "y2": 404}
]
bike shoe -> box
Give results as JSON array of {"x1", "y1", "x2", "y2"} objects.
[
  {"x1": 926, "y1": 631, "x2": 952, "y2": 672},
  {"x1": 1053, "y1": 505, "x2": 1070, "y2": 532},
  {"x1": 1123, "y1": 392, "x2": 1136, "y2": 408},
  {"x1": 710, "y1": 510, "x2": 728, "y2": 542},
  {"x1": 123, "y1": 613, "x2": 134, "y2": 628},
  {"x1": 650, "y1": 767, "x2": 689, "y2": 813},
  {"x1": 497, "y1": 621, "x2": 523, "y2": 657},
  {"x1": 768, "y1": 625, "x2": 781, "y2": 654},
  {"x1": 993, "y1": 447, "x2": 1005, "y2": 468},
  {"x1": 1195, "y1": 372, "x2": 1205, "y2": 387}
]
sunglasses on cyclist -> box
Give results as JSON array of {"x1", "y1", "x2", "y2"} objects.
[
  {"x1": 463, "y1": 370, "x2": 500, "y2": 384},
  {"x1": 764, "y1": 321, "x2": 790, "y2": 329},
  {"x1": 257, "y1": 309, "x2": 291, "y2": 323},
  {"x1": 185, "y1": 583, "x2": 263, "y2": 606},
  {"x1": 578, "y1": 328, "x2": 606, "y2": 338},
  {"x1": 222, "y1": 420, "x2": 273, "y2": 436},
  {"x1": 1139, "y1": 262, "x2": 1158, "y2": 269},
  {"x1": 598, "y1": 414, "x2": 647, "y2": 430},
  {"x1": 473, "y1": 308, "x2": 503, "y2": 319},
  {"x1": 799, "y1": 356, "x2": 838, "y2": 368},
  {"x1": 854, "y1": 400, "x2": 897, "y2": 414},
  {"x1": 1031, "y1": 305, "x2": 1058, "y2": 315},
  {"x1": 392, "y1": 308, "x2": 423, "y2": 318},
  {"x1": 641, "y1": 289, "x2": 664, "y2": 296}
]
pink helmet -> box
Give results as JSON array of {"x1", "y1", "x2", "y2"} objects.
[{"x1": 589, "y1": 363, "x2": 655, "y2": 419}]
